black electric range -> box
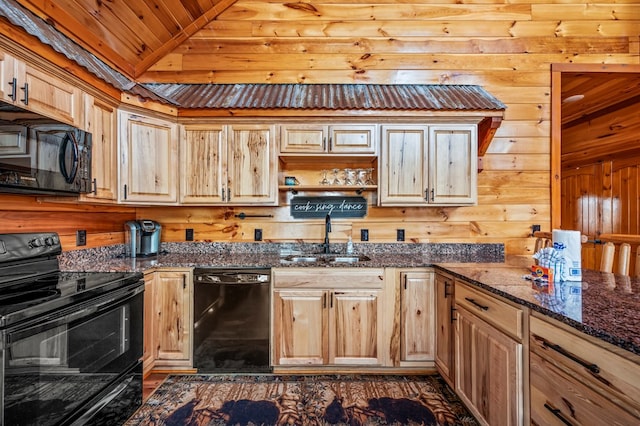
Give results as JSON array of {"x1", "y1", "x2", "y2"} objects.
[{"x1": 0, "y1": 232, "x2": 144, "y2": 426}]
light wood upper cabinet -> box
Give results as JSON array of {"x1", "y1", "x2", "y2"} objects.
[
  {"x1": 180, "y1": 124, "x2": 225, "y2": 204},
  {"x1": 227, "y1": 124, "x2": 277, "y2": 205},
  {"x1": 380, "y1": 123, "x2": 477, "y2": 206},
  {"x1": 280, "y1": 123, "x2": 377, "y2": 154},
  {"x1": 152, "y1": 269, "x2": 192, "y2": 368},
  {"x1": 272, "y1": 268, "x2": 385, "y2": 367},
  {"x1": 435, "y1": 272, "x2": 455, "y2": 387},
  {"x1": 80, "y1": 96, "x2": 118, "y2": 202},
  {"x1": 400, "y1": 270, "x2": 435, "y2": 363},
  {"x1": 180, "y1": 123, "x2": 277, "y2": 205},
  {"x1": 22, "y1": 65, "x2": 83, "y2": 127},
  {"x1": 0, "y1": 49, "x2": 82, "y2": 127},
  {"x1": 0, "y1": 50, "x2": 19, "y2": 104},
  {"x1": 429, "y1": 125, "x2": 477, "y2": 204},
  {"x1": 118, "y1": 110, "x2": 179, "y2": 204}
]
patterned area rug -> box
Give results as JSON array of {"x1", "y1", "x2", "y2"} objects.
[{"x1": 125, "y1": 374, "x2": 478, "y2": 425}]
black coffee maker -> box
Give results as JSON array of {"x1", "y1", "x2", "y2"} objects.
[{"x1": 124, "y1": 220, "x2": 161, "y2": 257}]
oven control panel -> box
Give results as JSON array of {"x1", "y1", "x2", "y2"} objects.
[{"x1": 0, "y1": 232, "x2": 62, "y2": 262}]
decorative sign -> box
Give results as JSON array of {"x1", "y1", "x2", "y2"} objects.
[{"x1": 290, "y1": 196, "x2": 368, "y2": 219}]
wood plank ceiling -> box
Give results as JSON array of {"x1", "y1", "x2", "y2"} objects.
[{"x1": 13, "y1": 0, "x2": 640, "y2": 143}]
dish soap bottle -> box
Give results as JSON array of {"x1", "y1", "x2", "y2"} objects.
[{"x1": 346, "y1": 236, "x2": 354, "y2": 254}]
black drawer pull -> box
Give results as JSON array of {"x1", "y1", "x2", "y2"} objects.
[
  {"x1": 544, "y1": 403, "x2": 573, "y2": 426},
  {"x1": 465, "y1": 297, "x2": 489, "y2": 311},
  {"x1": 540, "y1": 337, "x2": 600, "y2": 374},
  {"x1": 444, "y1": 281, "x2": 452, "y2": 298}
]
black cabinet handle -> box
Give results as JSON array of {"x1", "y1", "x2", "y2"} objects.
[
  {"x1": 424, "y1": 188, "x2": 429, "y2": 201},
  {"x1": 544, "y1": 403, "x2": 573, "y2": 426},
  {"x1": 465, "y1": 297, "x2": 489, "y2": 311},
  {"x1": 8, "y1": 77, "x2": 17, "y2": 101},
  {"x1": 444, "y1": 281, "x2": 452, "y2": 297},
  {"x1": 403, "y1": 275, "x2": 407, "y2": 290},
  {"x1": 123, "y1": 184, "x2": 128, "y2": 200},
  {"x1": 450, "y1": 306, "x2": 457, "y2": 323},
  {"x1": 539, "y1": 336, "x2": 600, "y2": 374},
  {"x1": 430, "y1": 188, "x2": 434, "y2": 201},
  {"x1": 182, "y1": 275, "x2": 186, "y2": 289},
  {"x1": 227, "y1": 187, "x2": 231, "y2": 202},
  {"x1": 92, "y1": 178, "x2": 97, "y2": 195},
  {"x1": 323, "y1": 293, "x2": 327, "y2": 309},
  {"x1": 20, "y1": 82, "x2": 28, "y2": 105}
]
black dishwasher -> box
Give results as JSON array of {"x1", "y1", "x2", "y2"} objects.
[{"x1": 193, "y1": 268, "x2": 271, "y2": 373}]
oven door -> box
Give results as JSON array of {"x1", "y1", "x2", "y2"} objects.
[{"x1": 1, "y1": 282, "x2": 143, "y2": 426}]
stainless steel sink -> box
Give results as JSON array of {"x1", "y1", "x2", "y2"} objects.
[{"x1": 280, "y1": 254, "x2": 370, "y2": 264}]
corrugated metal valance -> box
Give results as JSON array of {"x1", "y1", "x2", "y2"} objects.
[{"x1": 143, "y1": 83, "x2": 506, "y2": 111}]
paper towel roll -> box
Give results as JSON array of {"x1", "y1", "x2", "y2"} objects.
[{"x1": 552, "y1": 229, "x2": 582, "y2": 281}]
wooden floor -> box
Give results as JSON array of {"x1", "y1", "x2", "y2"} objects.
[{"x1": 143, "y1": 373, "x2": 169, "y2": 401}]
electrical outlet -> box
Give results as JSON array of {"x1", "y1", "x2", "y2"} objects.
[
  {"x1": 185, "y1": 228, "x2": 194, "y2": 241},
  {"x1": 76, "y1": 230, "x2": 87, "y2": 246},
  {"x1": 397, "y1": 229, "x2": 405, "y2": 242},
  {"x1": 360, "y1": 229, "x2": 369, "y2": 242},
  {"x1": 254, "y1": 229, "x2": 263, "y2": 241}
]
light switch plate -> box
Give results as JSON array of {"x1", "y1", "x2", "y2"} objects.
[
  {"x1": 397, "y1": 229, "x2": 405, "y2": 242},
  {"x1": 185, "y1": 228, "x2": 194, "y2": 241},
  {"x1": 254, "y1": 229, "x2": 263, "y2": 241},
  {"x1": 361, "y1": 229, "x2": 369, "y2": 241}
]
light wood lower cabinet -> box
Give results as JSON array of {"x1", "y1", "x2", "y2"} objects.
[
  {"x1": 454, "y1": 281, "x2": 524, "y2": 426},
  {"x1": 434, "y1": 272, "x2": 455, "y2": 387},
  {"x1": 142, "y1": 271, "x2": 155, "y2": 375},
  {"x1": 400, "y1": 270, "x2": 435, "y2": 364},
  {"x1": 272, "y1": 268, "x2": 385, "y2": 367},
  {"x1": 530, "y1": 314, "x2": 640, "y2": 423},
  {"x1": 144, "y1": 268, "x2": 193, "y2": 370}
]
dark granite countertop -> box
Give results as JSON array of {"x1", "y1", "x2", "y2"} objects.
[
  {"x1": 437, "y1": 263, "x2": 640, "y2": 358},
  {"x1": 58, "y1": 242, "x2": 640, "y2": 359}
]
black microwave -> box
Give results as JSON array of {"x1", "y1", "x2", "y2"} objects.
[{"x1": 0, "y1": 102, "x2": 92, "y2": 196}]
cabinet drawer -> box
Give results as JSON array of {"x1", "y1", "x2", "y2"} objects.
[
  {"x1": 531, "y1": 351, "x2": 639, "y2": 425},
  {"x1": 455, "y1": 281, "x2": 523, "y2": 339},
  {"x1": 273, "y1": 268, "x2": 384, "y2": 289},
  {"x1": 530, "y1": 315, "x2": 640, "y2": 415}
]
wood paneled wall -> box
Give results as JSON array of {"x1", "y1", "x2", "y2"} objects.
[
  {"x1": 0, "y1": 194, "x2": 135, "y2": 251},
  {"x1": 3, "y1": 0, "x2": 640, "y2": 264}
]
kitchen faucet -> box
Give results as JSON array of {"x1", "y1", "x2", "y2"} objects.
[{"x1": 323, "y1": 214, "x2": 331, "y2": 254}]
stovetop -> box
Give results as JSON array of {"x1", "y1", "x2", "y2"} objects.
[{"x1": 0, "y1": 232, "x2": 143, "y2": 328}]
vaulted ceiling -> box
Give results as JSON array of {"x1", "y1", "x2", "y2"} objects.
[
  {"x1": 10, "y1": 0, "x2": 640, "y2": 125},
  {"x1": 15, "y1": 0, "x2": 237, "y2": 78}
]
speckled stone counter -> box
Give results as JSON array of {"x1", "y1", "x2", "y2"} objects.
[
  {"x1": 58, "y1": 242, "x2": 504, "y2": 272},
  {"x1": 437, "y1": 263, "x2": 640, "y2": 358}
]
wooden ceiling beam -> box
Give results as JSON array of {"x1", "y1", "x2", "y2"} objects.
[{"x1": 133, "y1": 0, "x2": 238, "y2": 78}]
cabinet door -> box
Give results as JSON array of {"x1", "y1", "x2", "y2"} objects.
[
  {"x1": 153, "y1": 270, "x2": 192, "y2": 365},
  {"x1": 280, "y1": 124, "x2": 327, "y2": 153},
  {"x1": 142, "y1": 272, "x2": 155, "y2": 375},
  {"x1": 329, "y1": 124, "x2": 377, "y2": 154},
  {"x1": 330, "y1": 289, "x2": 383, "y2": 365},
  {"x1": 180, "y1": 124, "x2": 226, "y2": 204},
  {"x1": 80, "y1": 97, "x2": 118, "y2": 202},
  {"x1": 23, "y1": 64, "x2": 82, "y2": 127},
  {"x1": 401, "y1": 271, "x2": 435, "y2": 362},
  {"x1": 273, "y1": 289, "x2": 328, "y2": 365},
  {"x1": 435, "y1": 273, "x2": 455, "y2": 387},
  {"x1": 429, "y1": 125, "x2": 477, "y2": 204},
  {"x1": 0, "y1": 50, "x2": 19, "y2": 103},
  {"x1": 380, "y1": 125, "x2": 429, "y2": 205},
  {"x1": 455, "y1": 306, "x2": 523, "y2": 426},
  {"x1": 119, "y1": 110, "x2": 179, "y2": 204},
  {"x1": 227, "y1": 124, "x2": 277, "y2": 205}
]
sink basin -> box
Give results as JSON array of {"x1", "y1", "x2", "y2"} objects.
[
  {"x1": 281, "y1": 255, "x2": 319, "y2": 262},
  {"x1": 328, "y1": 255, "x2": 371, "y2": 263},
  {"x1": 280, "y1": 254, "x2": 371, "y2": 263}
]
